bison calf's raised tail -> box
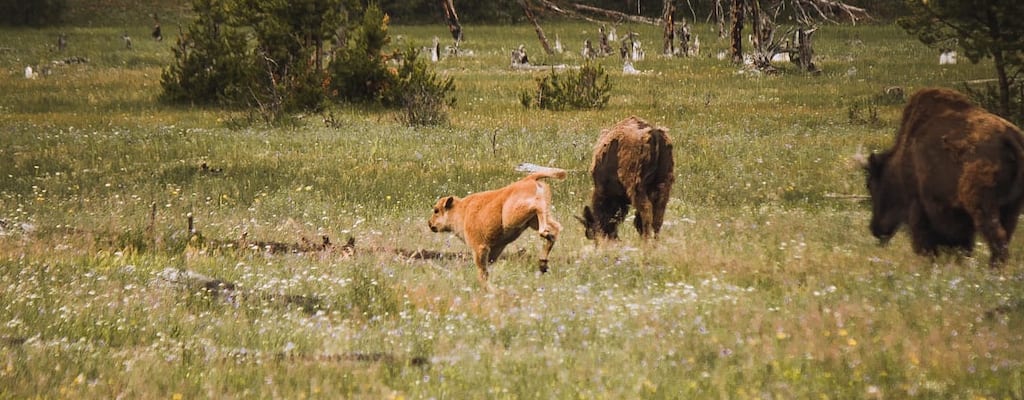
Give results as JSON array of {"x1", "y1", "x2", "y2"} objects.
[
  {"x1": 428, "y1": 167, "x2": 566, "y2": 289},
  {"x1": 580, "y1": 116, "x2": 675, "y2": 241},
  {"x1": 859, "y1": 87, "x2": 1024, "y2": 267}
]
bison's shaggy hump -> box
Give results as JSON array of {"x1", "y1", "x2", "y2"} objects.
[
  {"x1": 863, "y1": 87, "x2": 1024, "y2": 267},
  {"x1": 895, "y1": 87, "x2": 977, "y2": 148},
  {"x1": 582, "y1": 116, "x2": 675, "y2": 240}
]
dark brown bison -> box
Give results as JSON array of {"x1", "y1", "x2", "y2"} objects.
[
  {"x1": 579, "y1": 116, "x2": 675, "y2": 240},
  {"x1": 859, "y1": 87, "x2": 1024, "y2": 266}
]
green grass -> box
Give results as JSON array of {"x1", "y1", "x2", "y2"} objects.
[{"x1": 1, "y1": 17, "x2": 1023, "y2": 399}]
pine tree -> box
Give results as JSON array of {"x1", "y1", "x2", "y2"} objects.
[
  {"x1": 900, "y1": 0, "x2": 1024, "y2": 119},
  {"x1": 327, "y1": 3, "x2": 394, "y2": 104},
  {"x1": 160, "y1": 0, "x2": 251, "y2": 105},
  {"x1": 238, "y1": 0, "x2": 351, "y2": 111}
]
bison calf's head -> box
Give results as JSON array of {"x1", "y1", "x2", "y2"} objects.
[
  {"x1": 860, "y1": 151, "x2": 904, "y2": 245},
  {"x1": 429, "y1": 196, "x2": 457, "y2": 233}
]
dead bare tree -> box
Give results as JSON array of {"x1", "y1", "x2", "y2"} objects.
[
  {"x1": 530, "y1": 0, "x2": 682, "y2": 59},
  {"x1": 440, "y1": 0, "x2": 463, "y2": 42},
  {"x1": 519, "y1": 0, "x2": 663, "y2": 59},
  {"x1": 729, "y1": 0, "x2": 744, "y2": 64},
  {"x1": 679, "y1": 19, "x2": 693, "y2": 56},
  {"x1": 728, "y1": 0, "x2": 868, "y2": 72},
  {"x1": 570, "y1": 3, "x2": 661, "y2": 25},
  {"x1": 749, "y1": 0, "x2": 778, "y2": 71},
  {"x1": 531, "y1": 0, "x2": 602, "y2": 24},
  {"x1": 792, "y1": 27, "x2": 818, "y2": 72},
  {"x1": 791, "y1": 0, "x2": 868, "y2": 24},
  {"x1": 707, "y1": 0, "x2": 727, "y2": 38},
  {"x1": 662, "y1": 0, "x2": 676, "y2": 56},
  {"x1": 518, "y1": 0, "x2": 556, "y2": 56}
]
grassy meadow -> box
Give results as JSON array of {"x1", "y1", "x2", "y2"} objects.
[{"x1": 1, "y1": 13, "x2": 1023, "y2": 399}]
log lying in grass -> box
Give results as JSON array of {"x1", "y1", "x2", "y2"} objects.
[
  {"x1": 157, "y1": 267, "x2": 236, "y2": 296},
  {"x1": 156, "y1": 267, "x2": 323, "y2": 313},
  {"x1": 273, "y1": 351, "x2": 429, "y2": 366},
  {"x1": 823, "y1": 192, "x2": 870, "y2": 201},
  {"x1": 0, "y1": 336, "x2": 27, "y2": 347},
  {"x1": 187, "y1": 213, "x2": 355, "y2": 256}
]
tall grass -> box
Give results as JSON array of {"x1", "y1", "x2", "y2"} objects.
[{"x1": 1, "y1": 18, "x2": 1022, "y2": 399}]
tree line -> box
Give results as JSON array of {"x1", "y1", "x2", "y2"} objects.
[
  {"x1": 374, "y1": 0, "x2": 908, "y2": 24},
  {"x1": 2, "y1": 0, "x2": 1019, "y2": 124},
  {"x1": 0, "y1": 0, "x2": 908, "y2": 27},
  {"x1": 160, "y1": 0, "x2": 455, "y2": 126}
]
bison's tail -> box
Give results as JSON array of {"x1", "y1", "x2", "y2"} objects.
[{"x1": 516, "y1": 163, "x2": 568, "y2": 181}]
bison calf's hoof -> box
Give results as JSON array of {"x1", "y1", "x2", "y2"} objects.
[{"x1": 538, "y1": 260, "x2": 549, "y2": 274}]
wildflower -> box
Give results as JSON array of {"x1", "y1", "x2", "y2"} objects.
[{"x1": 642, "y1": 378, "x2": 657, "y2": 393}]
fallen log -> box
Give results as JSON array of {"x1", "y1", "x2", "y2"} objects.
[
  {"x1": 571, "y1": 3, "x2": 661, "y2": 25},
  {"x1": 824, "y1": 192, "x2": 870, "y2": 201},
  {"x1": 156, "y1": 267, "x2": 324, "y2": 312}
]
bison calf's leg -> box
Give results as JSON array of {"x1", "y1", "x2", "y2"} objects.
[
  {"x1": 473, "y1": 246, "x2": 493, "y2": 287},
  {"x1": 537, "y1": 220, "x2": 561, "y2": 274},
  {"x1": 538, "y1": 235, "x2": 554, "y2": 274}
]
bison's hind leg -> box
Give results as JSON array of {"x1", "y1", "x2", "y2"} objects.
[
  {"x1": 910, "y1": 202, "x2": 976, "y2": 258},
  {"x1": 633, "y1": 211, "x2": 645, "y2": 236},
  {"x1": 1001, "y1": 205, "x2": 1023, "y2": 237},
  {"x1": 977, "y1": 214, "x2": 1010, "y2": 267},
  {"x1": 1000, "y1": 200, "x2": 1024, "y2": 245},
  {"x1": 650, "y1": 186, "x2": 671, "y2": 237},
  {"x1": 968, "y1": 201, "x2": 1019, "y2": 268},
  {"x1": 908, "y1": 209, "x2": 943, "y2": 258}
]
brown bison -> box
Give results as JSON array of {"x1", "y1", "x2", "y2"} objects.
[
  {"x1": 859, "y1": 87, "x2": 1024, "y2": 267},
  {"x1": 579, "y1": 116, "x2": 675, "y2": 240}
]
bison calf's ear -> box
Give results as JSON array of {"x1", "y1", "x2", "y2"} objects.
[{"x1": 443, "y1": 196, "x2": 455, "y2": 209}]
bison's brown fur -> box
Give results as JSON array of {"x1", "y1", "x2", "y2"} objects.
[
  {"x1": 863, "y1": 87, "x2": 1024, "y2": 266},
  {"x1": 580, "y1": 116, "x2": 675, "y2": 240}
]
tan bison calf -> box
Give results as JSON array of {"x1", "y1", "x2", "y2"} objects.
[
  {"x1": 580, "y1": 116, "x2": 675, "y2": 240},
  {"x1": 429, "y1": 167, "x2": 566, "y2": 288},
  {"x1": 859, "y1": 87, "x2": 1024, "y2": 267}
]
